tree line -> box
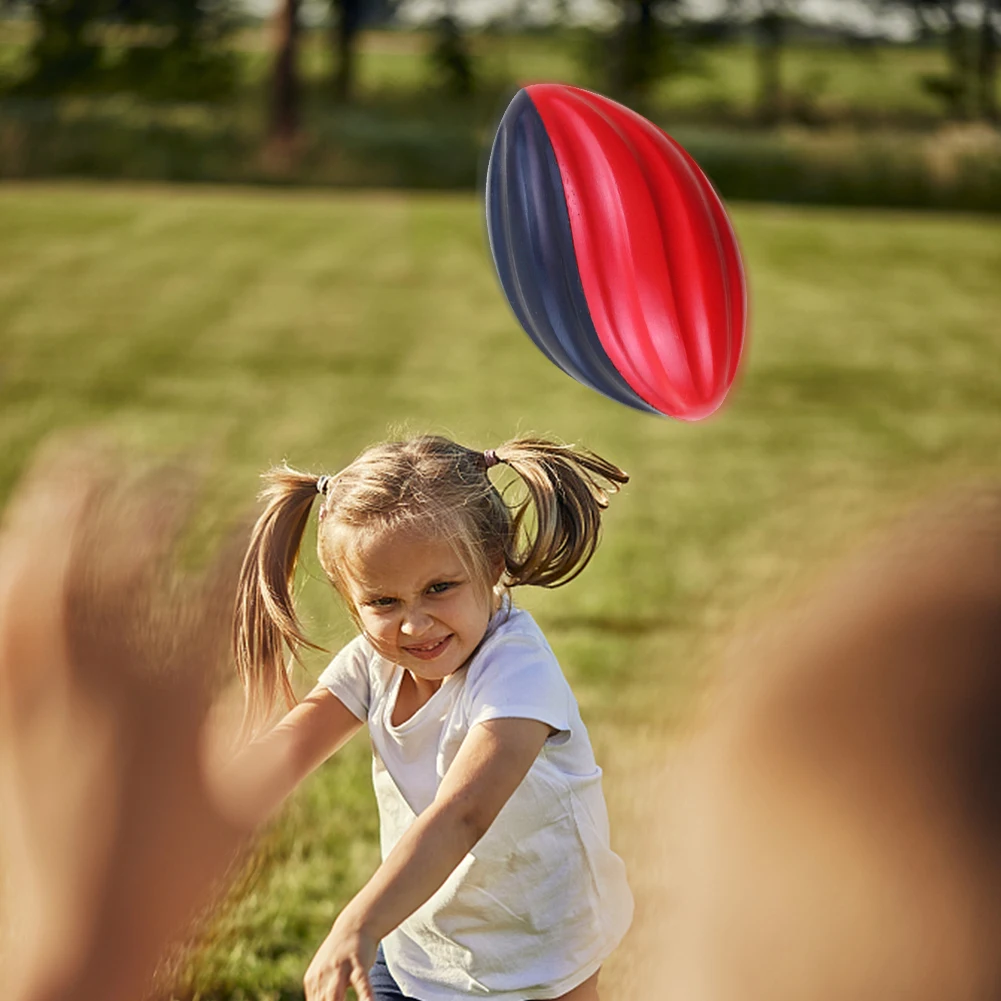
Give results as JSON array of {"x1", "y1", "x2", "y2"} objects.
[{"x1": 4, "y1": 0, "x2": 999, "y2": 143}]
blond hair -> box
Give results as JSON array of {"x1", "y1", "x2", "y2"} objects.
[{"x1": 233, "y1": 434, "x2": 628, "y2": 735}]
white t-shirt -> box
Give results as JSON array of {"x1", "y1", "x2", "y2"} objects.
[{"x1": 317, "y1": 602, "x2": 634, "y2": 1001}]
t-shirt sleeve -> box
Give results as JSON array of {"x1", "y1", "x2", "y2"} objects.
[
  {"x1": 465, "y1": 635, "x2": 572, "y2": 738},
  {"x1": 316, "y1": 635, "x2": 372, "y2": 723}
]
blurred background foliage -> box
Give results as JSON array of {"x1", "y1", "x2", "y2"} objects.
[{"x1": 0, "y1": 0, "x2": 999, "y2": 207}]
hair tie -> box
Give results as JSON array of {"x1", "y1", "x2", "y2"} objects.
[
  {"x1": 316, "y1": 475, "x2": 330, "y2": 495},
  {"x1": 483, "y1": 449, "x2": 500, "y2": 470}
]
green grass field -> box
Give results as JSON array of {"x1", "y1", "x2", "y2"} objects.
[{"x1": 1, "y1": 183, "x2": 1000, "y2": 998}]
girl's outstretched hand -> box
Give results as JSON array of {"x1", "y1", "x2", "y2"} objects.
[{"x1": 303, "y1": 912, "x2": 378, "y2": 1001}]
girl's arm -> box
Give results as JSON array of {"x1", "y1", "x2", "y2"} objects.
[
  {"x1": 302, "y1": 716, "x2": 553, "y2": 1001},
  {"x1": 209, "y1": 684, "x2": 363, "y2": 829}
]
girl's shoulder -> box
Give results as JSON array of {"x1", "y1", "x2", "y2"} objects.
[
  {"x1": 316, "y1": 632, "x2": 396, "y2": 718},
  {"x1": 476, "y1": 602, "x2": 557, "y2": 665},
  {"x1": 321, "y1": 631, "x2": 378, "y2": 674},
  {"x1": 460, "y1": 604, "x2": 572, "y2": 721}
]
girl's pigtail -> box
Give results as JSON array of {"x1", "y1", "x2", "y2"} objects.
[
  {"x1": 233, "y1": 465, "x2": 324, "y2": 737},
  {"x1": 497, "y1": 437, "x2": 628, "y2": 588}
]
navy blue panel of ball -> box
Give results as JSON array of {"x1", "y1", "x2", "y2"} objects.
[{"x1": 485, "y1": 89, "x2": 659, "y2": 414}]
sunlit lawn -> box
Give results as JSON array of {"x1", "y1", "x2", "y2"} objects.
[{"x1": 1, "y1": 183, "x2": 1000, "y2": 998}]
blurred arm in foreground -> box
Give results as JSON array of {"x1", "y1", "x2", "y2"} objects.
[
  {"x1": 664, "y1": 488, "x2": 1001, "y2": 1001},
  {"x1": 0, "y1": 445, "x2": 255, "y2": 1001}
]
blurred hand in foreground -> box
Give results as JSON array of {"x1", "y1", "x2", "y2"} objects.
[
  {"x1": 0, "y1": 445, "x2": 254, "y2": 1001},
  {"x1": 663, "y1": 488, "x2": 1001, "y2": 1001}
]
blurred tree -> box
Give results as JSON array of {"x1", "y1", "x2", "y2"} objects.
[
  {"x1": 111, "y1": 0, "x2": 237, "y2": 99},
  {"x1": 270, "y1": 0, "x2": 301, "y2": 143},
  {"x1": 874, "y1": 0, "x2": 987, "y2": 118},
  {"x1": 327, "y1": 0, "x2": 397, "y2": 102},
  {"x1": 13, "y1": 0, "x2": 237, "y2": 97},
  {"x1": 976, "y1": 0, "x2": 998, "y2": 119},
  {"x1": 15, "y1": 0, "x2": 110, "y2": 93},
  {"x1": 330, "y1": 0, "x2": 365, "y2": 100},
  {"x1": 934, "y1": 0, "x2": 975, "y2": 116},
  {"x1": 908, "y1": 0, "x2": 938, "y2": 38},
  {"x1": 588, "y1": 0, "x2": 688, "y2": 108},
  {"x1": 725, "y1": 0, "x2": 798, "y2": 125},
  {"x1": 428, "y1": 10, "x2": 474, "y2": 96}
]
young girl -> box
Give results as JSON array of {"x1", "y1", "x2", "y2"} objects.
[{"x1": 228, "y1": 434, "x2": 634, "y2": 1001}]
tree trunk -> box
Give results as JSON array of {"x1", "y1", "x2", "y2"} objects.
[
  {"x1": 911, "y1": 0, "x2": 931, "y2": 41},
  {"x1": 610, "y1": 0, "x2": 635, "y2": 97},
  {"x1": 756, "y1": 7, "x2": 784, "y2": 126},
  {"x1": 612, "y1": 0, "x2": 660, "y2": 101},
  {"x1": 636, "y1": 0, "x2": 655, "y2": 87},
  {"x1": 332, "y1": 0, "x2": 364, "y2": 102},
  {"x1": 942, "y1": 0, "x2": 971, "y2": 118},
  {"x1": 269, "y1": 0, "x2": 300, "y2": 144},
  {"x1": 978, "y1": 0, "x2": 999, "y2": 120}
]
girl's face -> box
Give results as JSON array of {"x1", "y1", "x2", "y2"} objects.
[{"x1": 337, "y1": 525, "x2": 500, "y2": 684}]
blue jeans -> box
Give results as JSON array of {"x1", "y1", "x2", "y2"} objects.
[
  {"x1": 369, "y1": 946, "x2": 576, "y2": 1001},
  {"x1": 369, "y1": 944, "x2": 422, "y2": 1001}
]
